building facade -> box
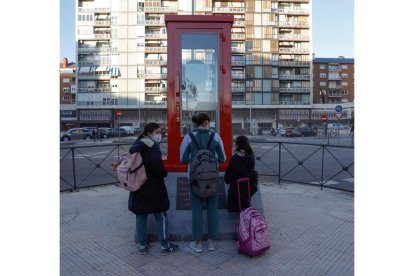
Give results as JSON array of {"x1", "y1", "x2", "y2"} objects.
[
  {"x1": 313, "y1": 57, "x2": 354, "y2": 104},
  {"x1": 60, "y1": 58, "x2": 77, "y2": 130},
  {"x1": 75, "y1": 0, "x2": 313, "y2": 131}
]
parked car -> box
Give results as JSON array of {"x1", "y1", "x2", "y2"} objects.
[
  {"x1": 298, "y1": 127, "x2": 317, "y2": 137},
  {"x1": 285, "y1": 127, "x2": 302, "y2": 137},
  {"x1": 60, "y1": 128, "x2": 93, "y2": 141},
  {"x1": 133, "y1": 127, "x2": 143, "y2": 135},
  {"x1": 278, "y1": 128, "x2": 286, "y2": 137},
  {"x1": 119, "y1": 126, "x2": 134, "y2": 135},
  {"x1": 98, "y1": 127, "x2": 113, "y2": 138},
  {"x1": 111, "y1": 127, "x2": 128, "y2": 137}
]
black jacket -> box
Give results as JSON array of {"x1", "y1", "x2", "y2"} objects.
[
  {"x1": 127, "y1": 137, "x2": 169, "y2": 215},
  {"x1": 224, "y1": 153, "x2": 258, "y2": 212}
]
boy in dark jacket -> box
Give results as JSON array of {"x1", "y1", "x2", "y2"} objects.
[{"x1": 128, "y1": 122, "x2": 178, "y2": 256}]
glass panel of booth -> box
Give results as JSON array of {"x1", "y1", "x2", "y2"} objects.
[{"x1": 180, "y1": 32, "x2": 219, "y2": 136}]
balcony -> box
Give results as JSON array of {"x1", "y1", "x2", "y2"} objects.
[
  {"x1": 94, "y1": 8, "x2": 111, "y2": 13},
  {"x1": 231, "y1": 33, "x2": 246, "y2": 40},
  {"x1": 232, "y1": 87, "x2": 246, "y2": 92},
  {"x1": 277, "y1": 21, "x2": 310, "y2": 28},
  {"x1": 231, "y1": 46, "x2": 245, "y2": 53},
  {"x1": 232, "y1": 73, "x2": 246, "y2": 79},
  {"x1": 279, "y1": 87, "x2": 310, "y2": 93},
  {"x1": 78, "y1": 8, "x2": 94, "y2": 13},
  {"x1": 278, "y1": 34, "x2": 310, "y2": 41},
  {"x1": 93, "y1": 34, "x2": 111, "y2": 39},
  {"x1": 232, "y1": 60, "x2": 246, "y2": 66},
  {"x1": 77, "y1": 60, "x2": 111, "y2": 66},
  {"x1": 145, "y1": 73, "x2": 167, "y2": 79},
  {"x1": 144, "y1": 6, "x2": 178, "y2": 13},
  {"x1": 145, "y1": 46, "x2": 167, "y2": 53},
  {"x1": 145, "y1": 60, "x2": 167, "y2": 66},
  {"x1": 328, "y1": 93, "x2": 342, "y2": 98},
  {"x1": 77, "y1": 88, "x2": 111, "y2": 93},
  {"x1": 145, "y1": 20, "x2": 164, "y2": 26},
  {"x1": 232, "y1": 101, "x2": 246, "y2": 106},
  {"x1": 279, "y1": 48, "x2": 310, "y2": 54},
  {"x1": 78, "y1": 47, "x2": 113, "y2": 53},
  {"x1": 279, "y1": 61, "x2": 310, "y2": 67},
  {"x1": 277, "y1": 9, "x2": 309, "y2": 15},
  {"x1": 233, "y1": 21, "x2": 245, "y2": 27},
  {"x1": 279, "y1": 100, "x2": 311, "y2": 105},
  {"x1": 212, "y1": 7, "x2": 246, "y2": 13},
  {"x1": 328, "y1": 76, "x2": 342, "y2": 80},
  {"x1": 77, "y1": 73, "x2": 111, "y2": 80},
  {"x1": 144, "y1": 101, "x2": 167, "y2": 106},
  {"x1": 279, "y1": 74, "x2": 310, "y2": 80},
  {"x1": 145, "y1": 33, "x2": 167, "y2": 40},
  {"x1": 145, "y1": 87, "x2": 167, "y2": 93},
  {"x1": 94, "y1": 20, "x2": 111, "y2": 26}
]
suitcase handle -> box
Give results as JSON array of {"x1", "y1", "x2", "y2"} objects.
[{"x1": 236, "y1": 177, "x2": 251, "y2": 212}]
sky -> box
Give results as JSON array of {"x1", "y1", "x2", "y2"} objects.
[{"x1": 59, "y1": 0, "x2": 354, "y2": 62}]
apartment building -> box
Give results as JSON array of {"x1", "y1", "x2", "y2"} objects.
[
  {"x1": 60, "y1": 58, "x2": 77, "y2": 130},
  {"x1": 313, "y1": 57, "x2": 354, "y2": 104},
  {"x1": 75, "y1": 0, "x2": 312, "y2": 130}
]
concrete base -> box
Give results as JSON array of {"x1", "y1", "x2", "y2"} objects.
[{"x1": 141, "y1": 172, "x2": 264, "y2": 241}]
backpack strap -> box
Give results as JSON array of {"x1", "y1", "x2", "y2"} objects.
[
  {"x1": 206, "y1": 132, "x2": 215, "y2": 150},
  {"x1": 188, "y1": 132, "x2": 201, "y2": 150}
]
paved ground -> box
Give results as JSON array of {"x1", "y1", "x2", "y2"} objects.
[{"x1": 61, "y1": 182, "x2": 354, "y2": 275}]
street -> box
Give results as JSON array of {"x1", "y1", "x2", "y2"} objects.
[{"x1": 60, "y1": 135, "x2": 354, "y2": 192}]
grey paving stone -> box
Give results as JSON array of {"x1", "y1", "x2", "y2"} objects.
[{"x1": 60, "y1": 182, "x2": 354, "y2": 275}]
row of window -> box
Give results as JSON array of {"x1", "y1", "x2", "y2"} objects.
[
  {"x1": 320, "y1": 81, "x2": 349, "y2": 87},
  {"x1": 320, "y1": 73, "x2": 349, "y2": 78},
  {"x1": 319, "y1": 64, "x2": 349, "y2": 70}
]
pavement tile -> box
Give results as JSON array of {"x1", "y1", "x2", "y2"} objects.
[{"x1": 60, "y1": 183, "x2": 354, "y2": 275}]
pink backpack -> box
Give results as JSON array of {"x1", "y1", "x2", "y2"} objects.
[
  {"x1": 236, "y1": 178, "x2": 271, "y2": 256},
  {"x1": 115, "y1": 152, "x2": 148, "y2": 192}
]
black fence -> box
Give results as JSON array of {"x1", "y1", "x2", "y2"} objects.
[{"x1": 60, "y1": 141, "x2": 354, "y2": 193}]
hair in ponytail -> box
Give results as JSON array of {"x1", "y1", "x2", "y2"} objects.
[
  {"x1": 235, "y1": 135, "x2": 253, "y2": 156},
  {"x1": 191, "y1": 113, "x2": 211, "y2": 127}
]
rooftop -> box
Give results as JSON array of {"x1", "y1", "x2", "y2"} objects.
[{"x1": 313, "y1": 57, "x2": 354, "y2": 64}]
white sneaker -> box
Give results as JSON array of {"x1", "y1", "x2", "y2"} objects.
[
  {"x1": 207, "y1": 239, "x2": 216, "y2": 251},
  {"x1": 189, "y1": 241, "x2": 202, "y2": 253}
]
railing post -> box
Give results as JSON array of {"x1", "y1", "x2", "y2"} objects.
[
  {"x1": 321, "y1": 145, "x2": 325, "y2": 190},
  {"x1": 278, "y1": 142, "x2": 281, "y2": 184},
  {"x1": 71, "y1": 148, "x2": 78, "y2": 191}
]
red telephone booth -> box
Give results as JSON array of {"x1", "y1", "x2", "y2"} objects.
[{"x1": 164, "y1": 15, "x2": 234, "y2": 171}]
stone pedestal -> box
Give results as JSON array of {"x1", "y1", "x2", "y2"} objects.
[{"x1": 141, "y1": 172, "x2": 264, "y2": 241}]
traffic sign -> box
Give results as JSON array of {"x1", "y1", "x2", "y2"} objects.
[
  {"x1": 321, "y1": 114, "x2": 328, "y2": 123},
  {"x1": 335, "y1": 105, "x2": 343, "y2": 113},
  {"x1": 335, "y1": 112, "x2": 343, "y2": 120},
  {"x1": 115, "y1": 110, "x2": 122, "y2": 117}
]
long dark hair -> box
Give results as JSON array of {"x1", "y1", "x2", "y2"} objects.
[
  {"x1": 192, "y1": 113, "x2": 211, "y2": 127},
  {"x1": 139, "y1": 122, "x2": 161, "y2": 139},
  {"x1": 235, "y1": 135, "x2": 253, "y2": 156}
]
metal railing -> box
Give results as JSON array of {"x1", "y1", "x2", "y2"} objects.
[{"x1": 60, "y1": 141, "x2": 353, "y2": 193}]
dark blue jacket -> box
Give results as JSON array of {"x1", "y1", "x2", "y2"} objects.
[{"x1": 128, "y1": 137, "x2": 169, "y2": 215}]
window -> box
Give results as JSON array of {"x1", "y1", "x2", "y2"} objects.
[
  {"x1": 319, "y1": 64, "x2": 326, "y2": 70},
  {"x1": 342, "y1": 73, "x2": 348, "y2": 78},
  {"x1": 63, "y1": 88, "x2": 70, "y2": 93},
  {"x1": 63, "y1": 78, "x2": 70, "y2": 83},
  {"x1": 320, "y1": 73, "x2": 326, "y2": 78},
  {"x1": 341, "y1": 90, "x2": 349, "y2": 95},
  {"x1": 254, "y1": 66, "x2": 263, "y2": 78},
  {"x1": 63, "y1": 95, "x2": 70, "y2": 101},
  {"x1": 341, "y1": 81, "x2": 348, "y2": 87},
  {"x1": 245, "y1": 41, "x2": 253, "y2": 52},
  {"x1": 320, "y1": 81, "x2": 326, "y2": 86},
  {"x1": 328, "y1": 82, "x2": 337, "y2": 89},
  {"x1": 341, "y1": 64, "x2": 348, "y2": 69}
]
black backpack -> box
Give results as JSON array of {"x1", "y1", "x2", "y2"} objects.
[{"x1": 188, "y1": 132, "x2": 219, "y2": 198}]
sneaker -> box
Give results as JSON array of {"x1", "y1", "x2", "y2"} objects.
[
  {"x1": 139, "y1": 245, "x2": 149, "y2": 255},
  {"x1": 207, "y1": 239, "x2": 216, "y2": 251},
  {"x1": 161, "y1": 243, "x2": 179, "y2": 256},
  {"x1": 189, "y1": 241, "x2": 203, "y2": 253}
]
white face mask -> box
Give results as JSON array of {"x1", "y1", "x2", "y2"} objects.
[{"x1": 152, "y1": 134, "x2": 162, "y2": 143}]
